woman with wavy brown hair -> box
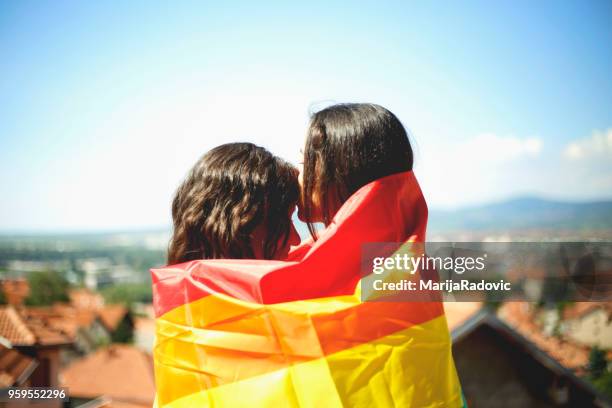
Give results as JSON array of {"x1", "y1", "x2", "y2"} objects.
[{"x1": 167, "y1": 142, "x2": 300, "y2": 265}]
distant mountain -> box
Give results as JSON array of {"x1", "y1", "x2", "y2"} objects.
[{"x1": 428, "y1": 197, "x2": 612, "y2": 233}]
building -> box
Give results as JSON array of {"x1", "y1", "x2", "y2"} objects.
[
  {"x1": 561, "y1": 302, "x2": 612, "y2": 349},
  {"x1": 0, "y1": 340, "x2": 40, "y2": 408},
  {"x1": 69, "y1": 288, "x2": 105, "y2": 310},
  {"x1": 499, "y1": 302, "x2": 595, "y2": 373},
  {"x1": 444, "y1": 302, "x2": 612, "y2": 407},
  {"x1": 0, "y1": 305, "x2": 74, "y2": 408},
  {"x1": 0, "y1": 305, "x2": 74, "y2": 388},
  {"x1": 133, "y1": 317, "x2": 154, "y2": 352},
  {"x1": 77, "y1": 259, "x2": 140, "y2": 290},
  {"x1": 0, "y1": 340, "x2": 37, "y2": 388},
  {"x1": 453, "y1": 309, "x2": 611, "y2": 407},
  {"x1": 60, "y1": 344, "x2": 155, "y2": 407}
]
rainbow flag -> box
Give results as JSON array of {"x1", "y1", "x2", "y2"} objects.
[{"x1": 152, "y1": 171, "x2": 464, "y2": 407}]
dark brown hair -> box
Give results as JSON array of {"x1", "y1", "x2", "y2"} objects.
[
  {"x1": 301, "y1": 103, "x2": 413, "y2": 238},
  {"x1": 168, "y1": 142, "x2": 299, "y2": 264}
]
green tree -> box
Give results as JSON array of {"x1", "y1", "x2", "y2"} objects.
[
  {"x1": 593, "y1": 371, "x2": 612, "y2": 400},
  {"x1": 25, "y1": 271, "x2": 70, "y2": 306},
  {"x1": 110, "y1": 309, "x2": 134, "y2": 344},
  {"x1": 0, "y1": 283, "x2": 5, "y2": 305},
  {"x1": 0, "y1": 270, "x2": 7, "y2": 304},
  {"x1": 100, "y1": 283, "x2": 152, "y2": 304},
  {"x1": 588, "y1": 347, "x2": 608, "y2": 380}
]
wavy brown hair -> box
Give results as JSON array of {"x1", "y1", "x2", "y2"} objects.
[{"x1": 168, "y1": 143, "x2": 299, "y2": 264}]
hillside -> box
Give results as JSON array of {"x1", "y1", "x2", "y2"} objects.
[{"x1": 428, "y1": 197, "x2": 612, "y2": 233}]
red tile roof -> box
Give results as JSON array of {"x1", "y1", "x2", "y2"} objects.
[
  {"x1": 0, "y1": 307, "x2": 36, "y2": 345},
  {"x1": 23, "y1": 307, "x2": 79, "y2": 338},
  {"x1": 0, "y1": 306, "x2": 73, "y2": 347},
  {"x1": 0, "y1": 344, "x2": 37, "y2": 387},
  {"x1": 20, "y1": 307, "x2": 75, "y2": 346},
  {"x1": 0, "y1": 296, "x2": 130, "y2": 350},
  {"x1": 52, "y1": 303, "x2": 98, "y2": 328},
  {"x1": 61, "y1": 345, "x2": 155, "y2": 406},
  {"x1": 498, "y1": 302, "x2": 591, "y2": 374}
]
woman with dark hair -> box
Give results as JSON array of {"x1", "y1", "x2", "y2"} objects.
[
  {"x1": 167, "y1": 142, "x2": 300, "y2": 264},
  {"x1": 153, "y1": 108, "x2": 463, "y2": 408},
  {"x1": 299, "y1": 103, "x2": 414, "y2": 236}
]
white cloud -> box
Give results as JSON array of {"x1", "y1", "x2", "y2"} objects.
[
  {"x1": 454, "y1": 133, "x2": 542, "y2": 163},
  {"x1": 563, "y1": 128, "x2": 612, "y2": 160},
  {"x1": 416, "y1": 133, "x2": 544, "y2": 207}
]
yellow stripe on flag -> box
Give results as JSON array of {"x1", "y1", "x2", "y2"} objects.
[
  {"x1": 153, "y1": 286, "x2": 447, "y2": 404},
  {"x1": 160, "y1": 315, "x2": 461, "y2": 408}
]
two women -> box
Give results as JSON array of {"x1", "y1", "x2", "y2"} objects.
[
  {"x1": 154, "y1": 103, "x2": 464, "y2": 407},
  {"x1": 168, "y1": 103, "x2": 414, "y2": 263}
]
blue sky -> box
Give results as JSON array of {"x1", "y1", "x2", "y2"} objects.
[{"x1": 1, "y1": 1, "x2": 611, "y2": 231}]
